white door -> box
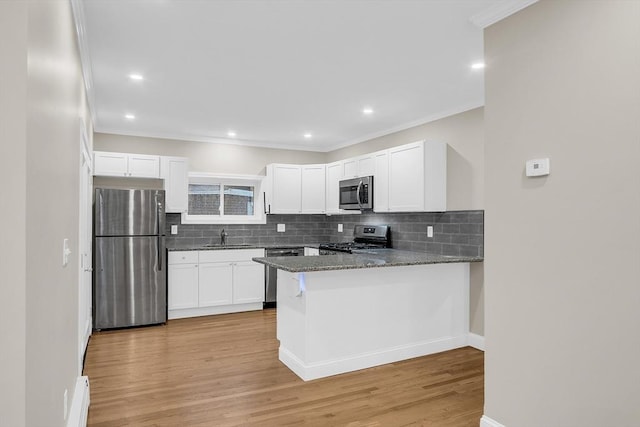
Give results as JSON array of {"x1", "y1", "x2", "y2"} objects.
[
  {"x1": 233, "y1": 261, "x2": 265, "y2": 304},
  {"x1": 271, "y1": 164, "x2": 301, "y2": 213},
  {"x1": 301, "y1": 164, "x2": 326, "y2": 213},
  {"x1": 198, "y1": 263, "x2": 233, "y2": 307},
  {"x1": 78, "y1": 127, "x2": 93, "y2": 372},
  {"x1": 168, "y1": 263, "x2": 200, "y2": 309}
]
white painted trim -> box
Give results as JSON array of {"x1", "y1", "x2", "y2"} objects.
[
  {"x1": 94, "y1": 127, "x2": 322, "y2": 152},
  {"x1": 168, "y1": 302, "x2": 263, "y2": 320},
  {"x1": 95, "y1": 101, "x2": 484, "y2": 153},
  {"x1": 467, "y1": 332, "x2": 485, "y2": 351},
  {"x1": 323, "y1": 101, "x2": 484, "y2": 152},
  {"x1": 480, "y1": 415, "x2": 506, "y2": 427},
  {"x1": 66, "y1": 376, "x2": 90, "y2": 427},
  {"x1": 280, "y1": 335, "x2": 468, "y2": 381},
  {"x1": 469, "y1": 0, "x2": 539, "y2": 29},
  {"x1": 70, "y1": 0, "x2": 97, "y2": 125}
]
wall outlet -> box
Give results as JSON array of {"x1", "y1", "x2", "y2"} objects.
[
  {"x1": 63, "y1": 389, "x2": 68, "y2": 420},
  {"x1": 277, "y1": 224, "x2": 286, "y2": 232},
  {"x1": 171, "y1": 225, "x2": 178, "y2": 235},
  {"x1": 338, "y1": 224, "x2": 343, "y2": 232},
  {"x1": 427, "y1": 226, "x2": 434, "y2": 238}
]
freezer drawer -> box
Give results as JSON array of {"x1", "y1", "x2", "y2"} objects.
[{"x1": 94, "y1": 236, "x2": 167, "y2": 329}]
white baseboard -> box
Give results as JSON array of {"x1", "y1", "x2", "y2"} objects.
[
  {"x1": 280, "y1": 335, "x2": 468, "y2": 381},
  {"x1": 168, "y1": 302, "x2": 263, "y2": 320},
  {"x1": 467, "y1": 332, "x2": 485, "y2": 351},
  {"x1": 67, "y1": 376, "x2": 90, "y2": 427},
  {"x1": 480, "y1": 415, "x2": 506, "y2": 427}
]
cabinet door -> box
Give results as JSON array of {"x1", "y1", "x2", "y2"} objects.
[
  {"x1": 198, "y1": 263, "x2": 233, "y2": 307},
  {"x1": 301, "y1": 164, "x2": 326, "y2": 213},
  {"x1": 373, "y1": 150, "x2": 389, "y2": 212},
  {"x1": 93, "y1": 151, "x2": 128, "y2": 177},
  {"x1": 271, "y1": 164, "x2": 302, "y2": 213},
  {"x1": 233, "y1": 261, "x2": 265, "y2": 304},
  {"x1": 388, "y1": 142, "x2": 425, "y2": 212},
  {"x1": 357, "y1": 155, "x2": 375, "y2": 177},
  {"x1": 161, "y1": 156, "x2": 189, "y2": 213},
  {"x1": 168, "y1": 263, "x2": 199, "y2": 310},
  {"x1": 342, "y1": 158, "x2": 358, "y2": 178},
  {"x1": 128, "y1": 154, "x2": 160, "y2": 178},
  {"x1": 325, "y1": 161, "x2": 343, "y2": 214}
]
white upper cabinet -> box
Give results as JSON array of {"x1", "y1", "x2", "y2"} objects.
[
  {"x1": 373, "y1": 150, "x2": 389, "y2": 212},
  {"x1": 325, "y1": 161, "x2": 343, "y2": 214},
  {"x1": 160, "y1": 156, "x2": 189, "y2": 213},
  {"x1": 341, "y1": 154, "x2": 375, "y2": 179},
  {"x1": 266, "y1": 164, "x2": 326, "y2": 214},
  {"x1": 356, "y1": 155, "x2": 375, "y2": 177},
  {"x1": 94, "y1": 151, "x2": 160, "y2": 178},
  {"x1": 342, "y1": 158, "x2": 358, "y2": 179},
  {"x1": 268, "y1": 164, "x2": 302, "y2": 214},
  {"x1": 300, "y1": 164, "x2": 326, "y2": 213},
  {"x1": 388, "y1": 140, "x2": 446, "y2": 212}
]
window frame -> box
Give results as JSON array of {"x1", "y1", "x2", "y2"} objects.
[{"x1": 181, "y1": 172, "x2": 266, "y2": 225}]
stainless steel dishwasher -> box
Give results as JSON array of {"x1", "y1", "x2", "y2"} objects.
[{"x1": 264, "y1": 247, "x2": 304, "y2": 308}]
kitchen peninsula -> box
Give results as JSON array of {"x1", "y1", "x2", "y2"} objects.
[{"x1": 253, "y1": 250, "x2": 482, "y2": 381}]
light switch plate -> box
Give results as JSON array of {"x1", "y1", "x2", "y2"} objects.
[
  {"x1": 427, "y1": 226, "x2": 434, "y2": 238},
  {"x1": 277, "y1": 223, "x2": 286, "y2": 232},
  {"x1": 526, "y1": 158, "x2": 550, "y2": 177},
  {"x1": 338, "y1": 224, "x2": 343, "y2": 232},
  {"x1": 171, "y1": 225, "x2": 178, "y2": 235},
  {"x1": 62, "y1": 238, "x2": 71, "y2": 267}
]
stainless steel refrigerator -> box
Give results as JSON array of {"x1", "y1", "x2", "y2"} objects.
[{"x1": 93, "y1": 188, "x2": 167, "y2": 329}]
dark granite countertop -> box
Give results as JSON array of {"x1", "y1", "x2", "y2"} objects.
[
  {"x1": 167, "y1": 243, "x2": 321, "y2": 251},
  {"x1": 252, "y1": 249, "x2": 483, "y2": 272}
]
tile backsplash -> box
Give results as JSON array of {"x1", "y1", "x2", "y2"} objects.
[{"x1": 166, "y1": 210, "x2": 483, "y2": 257}]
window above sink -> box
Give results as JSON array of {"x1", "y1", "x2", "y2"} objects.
[{"x1": 181, "y1": 173, "x2": 266, "y2": 225}]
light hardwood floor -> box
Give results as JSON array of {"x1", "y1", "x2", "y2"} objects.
[{"x1": 84, "y1": 309, "x2": 484, "y2": 426}]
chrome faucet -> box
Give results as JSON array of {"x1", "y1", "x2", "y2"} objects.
[{"x1": 220, "y1": 228, "x2": 228, "y2": 246}]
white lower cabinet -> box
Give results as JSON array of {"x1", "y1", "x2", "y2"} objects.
[
  {"x1": 232, "y1": 261, "x2": 266, "y2": 304},
  {"x1": 167, "y1": 263, "x2": 199, "y2": 310},
  {"x1": 198, "y1": 263, "x2": 233, "y2": 307},
  {"x1": 168, "y1": 248, "x2": 265, "y2": 319}
]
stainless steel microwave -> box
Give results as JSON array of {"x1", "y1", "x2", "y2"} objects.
[{"x1": 339, "y1": 176, "x2": 373, "y2": 210}]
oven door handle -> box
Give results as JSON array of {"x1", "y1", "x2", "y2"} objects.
[{"x1": 356, "y1": 180, "x2": 363, "y2": 209}]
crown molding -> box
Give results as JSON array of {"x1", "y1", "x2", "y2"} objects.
[
  {"x1": 97, "y1": 100, "x2": 485, "y2": 155},
  {"x1": 322, "y1": 101, "x2": 484, "y2": 153},
  {"x1": 94, "y1": 126, "x2": 326, "y2": 153},
  {"x1": 469, "y1": 0, "x2": 539, "y2": 29},
  {"x1": 70, "y1": 0, "x2": 97, "y2": 125}
]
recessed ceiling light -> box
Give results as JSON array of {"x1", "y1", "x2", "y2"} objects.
[
  {"x1": 227, "y1": 131, "x2": 237, "y2": 137},
  {"x1": 303, "y1": 133, "x2": 312, "y2": 139},
  {"x1": 362, "y1": 107, "x2": 374, "y2": 115},
  {"x1": 129, "y1": 73, "x2": 144, "y2": 81},
  {"x1": 125, "y1": 114, "x2": 135, "y2": 120},
  {"x1": 471, "y1": 62, "x2": 485, "y2": 70}
]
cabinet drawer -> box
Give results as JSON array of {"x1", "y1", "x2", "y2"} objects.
[
  {"x1": 168, "y1": 251, "x2": 199, "y2": 265},
  {"x1": 199, "y1": 248, "x2": 264, "y2": 263}
]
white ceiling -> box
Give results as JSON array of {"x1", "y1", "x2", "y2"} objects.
[{"x1": 76, "y1": 0, "x2": 533, "y2": 152}]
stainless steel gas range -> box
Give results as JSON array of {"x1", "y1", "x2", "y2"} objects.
[{"x1": 319, "y1": 224, "x2": 390, "y2": 254}]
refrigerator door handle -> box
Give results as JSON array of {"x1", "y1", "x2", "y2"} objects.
[{"x1": 157, "y1": 195, "x2": 165, "y2": 271}]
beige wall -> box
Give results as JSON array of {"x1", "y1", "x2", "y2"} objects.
[
  {"x1": 0, "y1": 3, "x2": 28, "y2": 426},
  {"x1": 94, "y1": 133, "x2": 326, "y2": 176},
  {"x1": 484, "y1": 1, "x2": 640, "y2": 425},
  {"x1": 0, "y1": 1, "x2": 91, "y2": 426},
  {"x1": 327, "y1": 107, "x2": 484, "y2": 211}
]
